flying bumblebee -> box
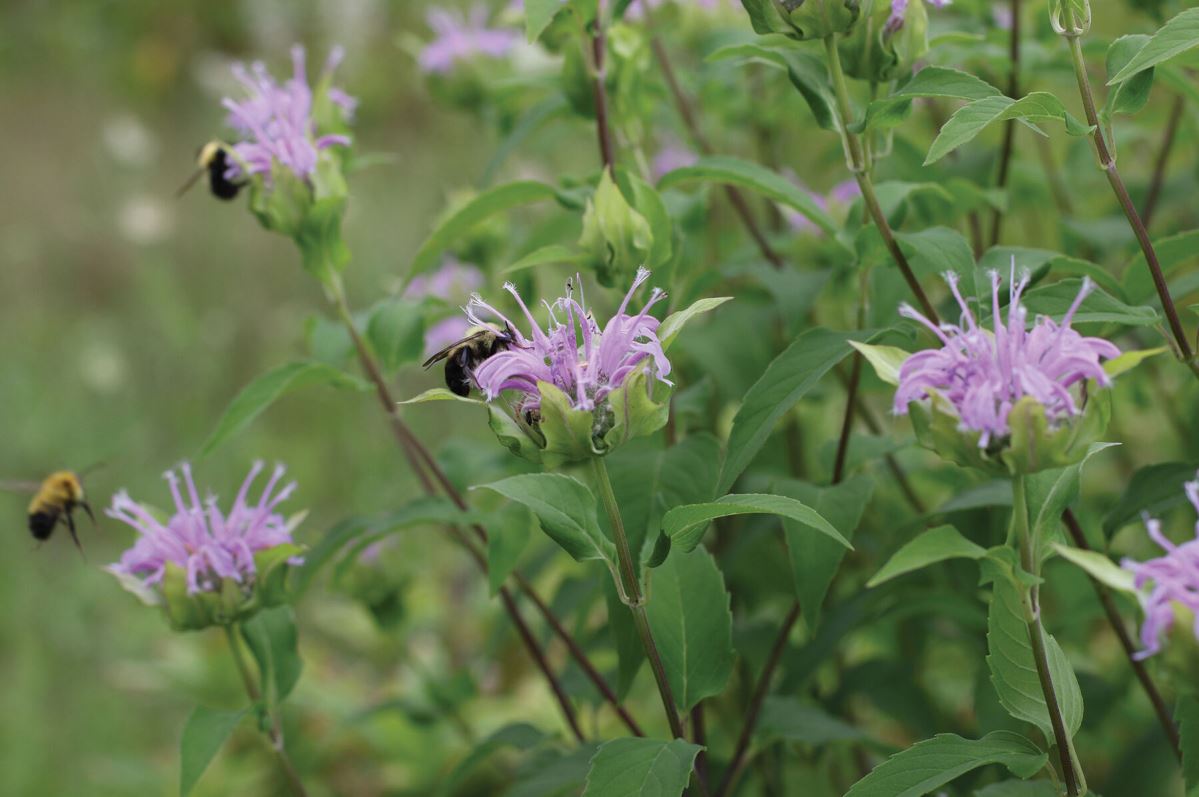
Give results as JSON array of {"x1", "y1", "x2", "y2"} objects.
[
  {"x1": 176, "y1": 141, "x2": 246, "y2": 201},
  {"x1": 422, "y1": 324, "x2": 516, "y2": 397},
  {"x1": 1, "y1": 471, "x2": 96, "y2": 554}
]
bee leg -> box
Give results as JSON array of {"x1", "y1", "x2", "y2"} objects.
[
  {"x1": 79, "y1": 500, "x2": 97, "y2": 526},
  {"x1": 64, "y1": 511, "x2": 86, "y2": 558}
]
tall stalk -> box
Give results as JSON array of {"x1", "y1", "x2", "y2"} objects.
[
  {"x1": 225, "y1": 625, "x2": 310, "y2": 797},
  {"x1": 1011, "y1": 478, "x2": 1084, "y2": 795},
  {"x1": 590, "y1": 458, "x2": 687, "y2": 740},
  {"x1": 823, "y1": 35, "x2": 939, "y2": 325},
  {"x1": 989, "y1": 0, "x2": 1022, "y2": 246},
  {"x1": 1058, "y1": 10, "x2": 1199, "y2": 378}
]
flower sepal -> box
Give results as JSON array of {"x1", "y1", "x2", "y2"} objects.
[
  {"x1": 909, "y1": 388, "x2": 1111, "y2": 477},
  {"x1": 599, "y1": 367, "x2": 671, "y2": 451},
  {"x1": 254, "y1": 541, "x2": 306, "y2": 609},
  {"x1": 838, "y1": 0, "x2": 928, "y2": 82},
  {"x1": 536, "y1": 381, "x2": 603, "y2": 467}
]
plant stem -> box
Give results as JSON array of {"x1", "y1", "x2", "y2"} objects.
[
  {"x1": 1061, "y1": 509, "x2": 1181, "y2": 759},
  {"x1": 714, "y1": 601, "x2": 801, "y2": 797},
  {"x1": 989, "y1": 0, "x2": 1021, "y2": 246},
  {"x1": 590, "y1": 458, "x2": 689, "y2": 743},
  {"x1": 647, "y1": 32, "x2": 786, "y2": 269},
  {"x1": 1012, "y1": 479, "x2": 1083, "y2": 795},
  {"x1": 591, "y1": 19, "x2": 615, "y2": 170},
  {"x1": 225, "y1": 625, "x2": 310, "y2": 797},
  {"x1": 833, "y1": 278, "x2": 869, "y2": 485},
  {"x1": 1141, "y1": 93, "x2": 1184, "y2": 230},
  {"x1": 328, "y1": 284, "x2": 627, "y2": 741},
  {"x1": 1059, "y1": 18, "x2": 1199, "y2": 377},
  {"x1": 823, "y1": 35, "x2": 939, "y2": 325}
]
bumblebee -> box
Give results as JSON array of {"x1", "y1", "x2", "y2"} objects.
[
  {"x1": 1, "y1": 471, "x2": 95, "y2": 553},
  {"x1": 422, "y1": 324, "x2": 515, "y2": 397},
  {"x1": 177, "y1": 141, "x2": 245, "y2": 201}
]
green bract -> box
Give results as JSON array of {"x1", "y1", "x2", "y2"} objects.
[
  {"x1": 908, "y1": 391, "x2": 1111, "y2": 477},
  {"x1": 838, "y1": 0, "x2": 928, "y2": 82},
  {"x1": 578, "y1": 169, "x2": 654, "y2": 288},
  {"x1": 131, "y1": 544, "x2": 303, "y2": 633},
  {"x1": 740, "y1": 0, "x2": 861, "y2": 40}
]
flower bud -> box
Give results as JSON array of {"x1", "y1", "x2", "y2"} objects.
[
  {"x1": 578, "y1": 170, "x2": 655, "y2": 288},
  {"x1": 838, "y1": 0, "x2": 929, "y2": 82},
  {"x1": 1049, "y1": 0, "x2": 1091, "y2": 35}
]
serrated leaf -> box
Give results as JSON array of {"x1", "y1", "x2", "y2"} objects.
[
  {"x1": 1025, "y1": 443, "x2": 1118, "y2": 543},
  {"x1": 1051, "y1": 544, "x2": 1136, "y2": 594},
  {"x1": 859, "y1": 66, "x2": 1002, "y2": 132},
  {"x1": 1105, "y1": 35, "x2": 1155, "y2": 119},
  {"x1": 180, "y1": 706, "x2": 249, "y2": 797},
  {"x1": 646, "y1": 548, "x2": 734, "y2": 711},
  {"x1": 241, "y1": 606, "x2": 303, "y2": 704},
  {"x1": 868, "y1": 525, "x2": 986, "y2": 587},
  {"x1": 408, "y1": 181, "x2": 560, "y2": 278},
  {"x1": 844, "y1": 731, "x2": 1047, "y2": 797},
  {"x1": 200, "y1": 361, "x2": 370, "y2": 457},
  {"x1": 581, "y1": 738, "x2": 702, "y2": 797},
  {"x1": 477, "y1": 474, "x2": 615, "y2": 566},
  {"x1": 1108, "y1": 7, "x2": 1199, "y2": 84},
  {"x1": 925, "y1": 93, "x2": 1088, "y2": 165},
  {"x1": 658, "y1": 297, "x2": 733, "y2": 351},
  {"x1": 720, "y1": 328, "x2": 872, "y2": 493},
  {"x1": 776, "y1": 476, "x2": 874, "y2": 625},
  {"x1": 661, "y1": 493, "x2": 849, "y2": 558},
  {"x1": 986, "y1": 578, "x2": 1084, "y2": 740},
  {"x1": 658, "y1": 155, "x2": 837, "y2": 236},
  {"x1": 1021, "y1": 278, "x2": 1159, "y2": 326}
]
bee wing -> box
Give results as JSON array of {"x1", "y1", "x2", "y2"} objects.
[
  {"x1": 175, "y1": 167, "x2": 206, "y2": 198},
  {"x1": 0, "y1": 480, "x2": 41, "y2": 494},
  {"x1": 421, "y1": 331, "x2": 488, "y2": 369}
]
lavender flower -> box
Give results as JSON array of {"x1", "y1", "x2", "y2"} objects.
[
  {"x1": 781, "y1": 175, "x2": 859, "y2": 234},
  {"x1": 651, "y1": 141, "x2": 698, "y2": 182},
  {"x1": 624, "y1": 0, "x2": 730, "y2": 20},
  {"x1": 466, "y1": 267, "x2": 672, "y2": 415},
  {"x1": 886, "y1": 0, "x2": 951, "y2": 33},
  {"x1": 223, "y1": 45, "x2": 353, "y2": 181},
  {"x1": 419, "y1": 6, "x2": 521, "y2": 74},
  {"x1": 894, "y1": 269, "x2": 1119, "y2": 448},
  {"x1": 1123, "y1": 474, "x2": 1199, "y2": 659},
  {"x1": 107, "y1": 462, "x2": 301, "y2": 595}
]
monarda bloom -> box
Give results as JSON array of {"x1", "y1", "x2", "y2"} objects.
[
  {"x1": 1122, "y1": 474, "x2": 1199, "y2": 661},
  {"x1": 885, "y1": 269, "x2": 1118, "y2": 474},
  {"x1": 465, "y1": 268, "x2": 673, "y2": 465},
  {"x1": 107, "y1": 462, "x2": 304, "y2": 631},
  {"x1": 419, "y1": 6, "x2": 520, "y2": 74},
  {"x1": 224, "y1": 45, "x2": 354, "y2": 183}
]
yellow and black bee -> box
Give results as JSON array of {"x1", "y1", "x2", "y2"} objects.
[
  {"x1": 1, "y1": 471, "x2": 96, "y2": 553},
  {"x1": 177, "y1": 141, "x2": 246, "y2": 201},
  {"x1": 422, "y1": 324, "x2": 516, "y2": 397}
]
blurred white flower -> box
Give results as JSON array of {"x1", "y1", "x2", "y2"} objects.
[
  {"x1": 102, "y1": 113, "x2": 159, "y2": 168},
  {"x1": 118, "y1": 195, "x2": 175, "y2": 245}
]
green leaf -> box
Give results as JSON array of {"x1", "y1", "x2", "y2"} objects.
[
  {"x1": 859, "y1": 66, "x2": 1001, "y2": 132},
  {"x1": 844, "y1": 731, "x2": 1046, "y2": 797},
  {"x1": 974, "y1": 780, "x2": 1060, "y2": 796},
  {"x1": 408, "y1": 181, "x2": 560, "y2": 277},
  {"x1": 1050, "y1": 543, "x2": 1136, "y2": 594},
  {"x1": 1024, "y1": 443, "x2": 1117, "y2": 545},
  {"x1": 986, "y1": 578, "x2": 1084, "y2": 740},
  {"x1": 867, "y1": 525, "x2": 986, "y2": 587},
  {"x1": 1021, "y1": 278, "x2": 1159, "y2": 327},
  {"x1": 241, "y1": 606, "x2": 303, "y2": 703},
  {"x1": 757, "y1": 697, "x2": 864, "y2": 745},
  {"x1": 501, "y1": 244, "x2": 585, "y2": 275},
  {"x1": 707, "y1": 43, "x2": 839, "y2": 131},
  {"x1": 366, "y1": 299, "x2": 425, "y2": 372},
  {"x1": 1104, "y1": 35, "x2": 1155, "y2": 119},
  {"x1": 1121, "y1": 228, "x2": 1199, "y2": 303},
  {"x1": 1103, "y1": 461, "x2": 1199, "y2": 534},
  {"x1": 658, "y1": 155, "x2": 837, "y2": 236},
  {"x1": 658, "y1": 297, "x2": 734, "y2": 351},
  {"x1": 526, "y1": 0, "x2": 567, "y2": 42},
  {"x1": 1108, "y1": 7, "x2": 1199, "y2": 84},
  {"x1": 646, "y1": 548, "x2": 734, "y2": 711},
  {"x1": 661, "y1": 493, "x2": 849, "y2": 558},
  {"x1": 200, "y1": 361, "x2": 370, "y2": 457},
  {"x1": 1103, "y1": 346, "x2": 1167, "y2": 378},
  {"x1": 180, "y1": 706, "x2": 249, "y2": 797},
  {"x1": 488, "y1": 506, "x2": 532, "y2": 596},
  {"x1": 776, "y1": 476, "x2": 874, "y2": 625},
  {"x1": 438, "y1": 723, "x2": 549, "y2": 797},
  {"x1": 477, "y1": 474, "x2": 615, "y2": 566},
  {"x1": 581, "y1": 738, "x2": 703, "y2": 797},
  {"x1": 849, "y1": 341, "x2": 909, "y2": 386},
  {"x1": 897, "y1": 227, "x2": 975, "y2": 277},
  {"x1": 925, "y1": 93, "x2": 1088, "y2": 165},
  {"x1": 720, "y1": 328, "x2": 871, "y2": 493}
]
